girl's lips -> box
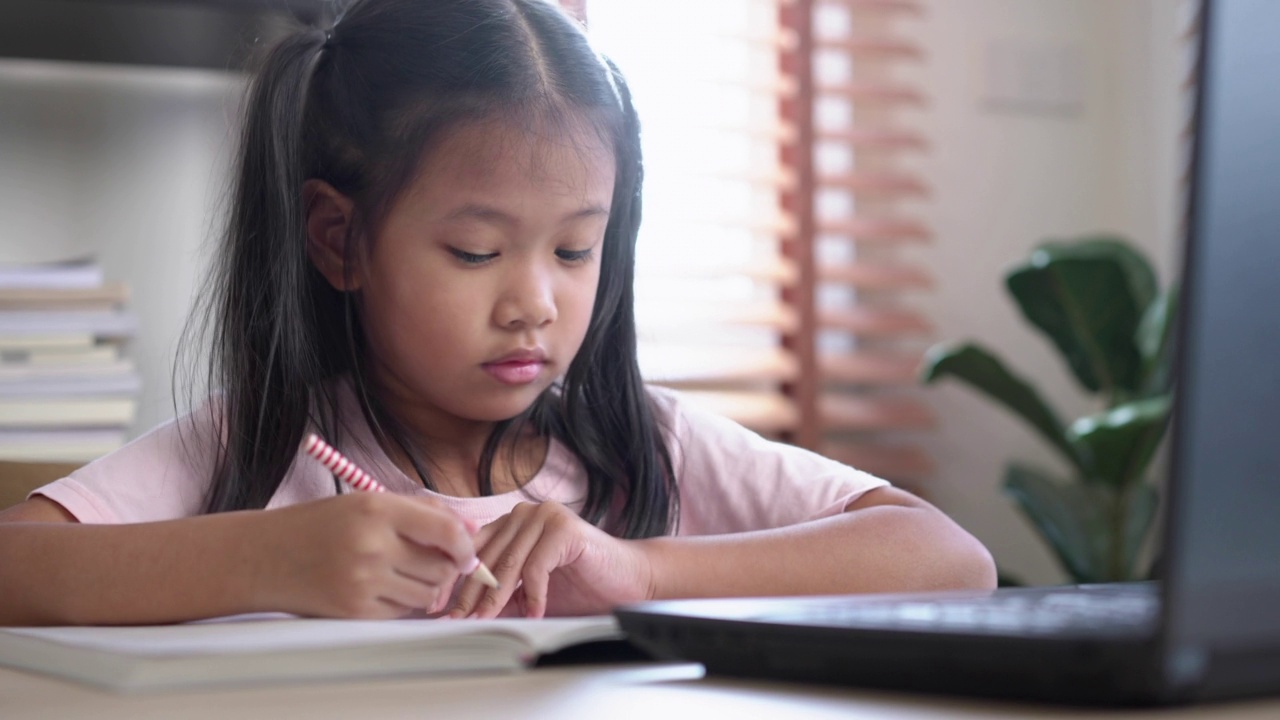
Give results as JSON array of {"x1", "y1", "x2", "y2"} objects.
[{"x1": 482, "y1": 360, "x2": 544, "y2": 385}]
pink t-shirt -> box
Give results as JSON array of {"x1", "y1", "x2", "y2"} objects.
[{"x1": 33, "y1": 383, "x2": 888, "y2": 535}]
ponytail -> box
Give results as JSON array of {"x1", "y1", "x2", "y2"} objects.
[{"x1": 201, "y1": 28, "x2": 332, "y2": 512}]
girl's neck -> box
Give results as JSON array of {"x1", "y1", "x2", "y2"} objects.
[
  {"x1": 360, "y1": 371, "x2": 547, "y2": 497},
  {"x1": 385, "y1": 430, "x2": 547, "y2": 498}
]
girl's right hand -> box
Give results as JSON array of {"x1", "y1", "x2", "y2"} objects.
[{"x1": 251, "y1": 493, "x2": 478, "y2": 619}]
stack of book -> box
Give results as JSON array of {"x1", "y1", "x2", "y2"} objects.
[{"x1": 0, "y1": 258, "x2": 140, "y2": 463}]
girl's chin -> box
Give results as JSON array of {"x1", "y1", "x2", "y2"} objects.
[{"x1": 456, "y1": 387, "x2": 547, "y2": 422}]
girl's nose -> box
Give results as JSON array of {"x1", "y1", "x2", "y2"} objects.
[{"x1": 494, "y1": 266, "x2": 557, "y2": 330}]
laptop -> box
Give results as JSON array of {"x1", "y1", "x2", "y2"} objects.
[{"x1": 614, "y1": 0, "x2": 1280, "y2": 706}]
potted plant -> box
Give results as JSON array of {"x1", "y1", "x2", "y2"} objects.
[{"x1": 920, "y1": 236, "x2": 1177, "y2": 584}]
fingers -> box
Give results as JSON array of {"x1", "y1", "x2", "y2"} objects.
[
  {"x1": 381, "y1": 570, "x2": 448, "y2": 614},
  {"x1": 370, "y1": 541, "x2": 477, "y2": 617},
  {"x1": 387, "y1": 497, "x2": 480, "y2": 573},
  {"x1": 392, "y1": 544, "x2": 461, "y2": 589},
  {"x1": 450, "y1": 502, "x2": 524, "y2": 614},
  {"x1": 448, "y1": 502, "x2": 581, "y2": 619},
  {"x1": 384, "y1": 501, "x2": 486, "y2": 613},
  {"x1": 318, "y1": 494, "x2": 484, "y2": 618},
  {"x1": 315, "y1": 494, "x2": 606, "y2": 620},
  {"x1": 515, "y1": 539, "x2": 563, "y2": 619},
  {"x1": 371, "y1": 598, "x2": 416, "y2": 619},
  {"x1": 449, "y1": 504, "x2": 544, "y2": 619},
  {"x1": 327, "y1": 573, "x2": 441, "y2": 620}
]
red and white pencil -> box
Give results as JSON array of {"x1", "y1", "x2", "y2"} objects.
[
  {"x1": 303, "y1": 433, "x2": 499, "y2": 590},
  {"x1": 304, "y1": 433, "x2": 386, "y2": 492}
]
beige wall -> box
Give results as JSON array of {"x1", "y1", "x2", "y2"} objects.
[
  {"x1": 0, "y1": 1, "x2": 1185, "y2": 583},
  {"x1": 912, "y1": 0, "x2": 1184, "y2": 584}
]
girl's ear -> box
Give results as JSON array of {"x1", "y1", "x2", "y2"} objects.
[{"x1": 303, "y1": 179, "x2": 360, "y2": 291}]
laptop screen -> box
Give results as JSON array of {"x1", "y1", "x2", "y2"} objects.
[{"x1": 1164, "y1": 0, "x2": 1280, "y2": 658}]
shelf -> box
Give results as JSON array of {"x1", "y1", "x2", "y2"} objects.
[{"x1": 1, "y1": 0, "x2": 330, "y2": 72}]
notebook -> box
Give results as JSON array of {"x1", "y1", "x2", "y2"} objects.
[
  {"x1": 0, "y1": 614, "x2": 623, "y2": 693},
  {"x1": 615, "y1": 0, "x2": 1280, "y2": 706}
]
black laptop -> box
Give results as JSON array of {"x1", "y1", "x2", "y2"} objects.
[{"x1": 615, "y1": 0, "x2": 1280, "y2": 706}]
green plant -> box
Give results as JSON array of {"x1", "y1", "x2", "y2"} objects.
[{"x1": 921, "y1": 236, "x2": 1177, "y2": 583}]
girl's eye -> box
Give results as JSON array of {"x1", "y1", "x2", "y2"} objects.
[
  {"x1": 556, "y1": 248, "x2": 595, "y2": 263},
  {"x1": 449, "y1": 248, "x2": 498, "y2": 265}
]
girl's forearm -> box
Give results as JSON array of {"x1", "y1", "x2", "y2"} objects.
[
  {"x1": 0, "y1": 513, "x2": 268, "y2": 626},
  {"x1": 637, "y1": 506, "x2": 997, "y2": 600}
]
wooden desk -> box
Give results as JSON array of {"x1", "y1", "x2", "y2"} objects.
[{"x1": 2, "y1": 663, "x2": 1279, "y2": 719}]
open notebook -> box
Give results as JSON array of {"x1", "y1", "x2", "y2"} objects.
[{"x1": 0, "y1": 613, "x2": 623, "y2": 692}]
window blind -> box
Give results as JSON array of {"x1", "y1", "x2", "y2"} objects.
[
  {"x1": 586, "y1": 0, "x2": 936, "y2": 486},
  {"x1": 588, "y1": 0, "x2": 804, "y2": 438},
  {"x1": 798, "y1": 0, "x2": 936, "y2": 483}
]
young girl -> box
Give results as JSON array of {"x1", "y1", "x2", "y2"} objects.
[{"x1": 0, "y1": 0, "x2": 994, "y2": 625}]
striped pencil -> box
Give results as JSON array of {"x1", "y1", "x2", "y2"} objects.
[
  {"x1": 304, "y1": 433, "x2": 385, "y2": 492},
  {"x1": 302, "y1": 433, "x2": 500, "y2": 590}
]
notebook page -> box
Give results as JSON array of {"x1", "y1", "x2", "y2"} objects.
[{"x1": 4, "y1": 615, "x2": 619, "y2": 657}]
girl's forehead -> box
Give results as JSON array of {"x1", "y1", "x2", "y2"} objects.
[{"x1": 408, "y1": 117, "x2": 616, "y2": 202}]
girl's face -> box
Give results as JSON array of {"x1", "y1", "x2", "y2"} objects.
[{"x1": 356, "y1": 119, "x2": 614, "y2": 429}]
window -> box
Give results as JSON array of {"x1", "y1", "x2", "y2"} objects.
[{"x1": 586, "y1": 0, "x2": 935, "y2": 486}]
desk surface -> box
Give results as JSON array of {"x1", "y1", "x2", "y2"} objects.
[{"x1": 3, "y1": 664, "x2": 1280, "y2": 719}]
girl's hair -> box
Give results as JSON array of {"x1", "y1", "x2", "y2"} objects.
[{"x1": 189, "y1": 0, "x2": 677, "y2": 538}]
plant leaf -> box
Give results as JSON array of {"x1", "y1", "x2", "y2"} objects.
[
  {"x1": 1071, "y1": 236, "x2": 1159, "y2": 312},
  {"x1": 921, "y1": 342, "x2": 1086, "y2": 473},
  {"x1": 1002, "y1": 463, "x2": 1111, "y2": 583},
  {"x1": 1123, "y1": 483, "x2": 1159, "y2": 579},
  {"x1": 1068, "y1": 396, "x2": 1173, "y2": 489},
  {"x1": 1005, "y1": 240, "x2": 1151, "y2": 395},
  {"x1": 1137, "y1": 284, "x2": 1180, "y2": 396}
]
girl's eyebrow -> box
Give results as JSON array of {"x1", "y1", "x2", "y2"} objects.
[{"x1": 442, "y1": 203, "x2": 611, "y2": 226}]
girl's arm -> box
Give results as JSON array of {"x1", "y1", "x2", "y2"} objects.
[
  {"x1": 0, "y1": 493, "x2": 481, "y2": 626},
  {"x1": 638, "y1": 486, "x2": 997, "y2": 600},
  {"x1": 0, "y1": 498, "x2": 277, "y2": 625},
  {"x1": 448, "y1": 487, "x2": 995, "y2": 619}
]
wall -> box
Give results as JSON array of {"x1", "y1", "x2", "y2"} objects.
[{"x1": 912, "y1": 0, "x2": 1184, "y2": 584}]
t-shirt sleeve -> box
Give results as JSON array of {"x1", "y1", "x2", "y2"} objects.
[
  {"x1": 30, "y1": 405, "x2": 222, "y2": 524},
  {"x1": 653, "y1": 387, "x2": 891, "y2": 536}
]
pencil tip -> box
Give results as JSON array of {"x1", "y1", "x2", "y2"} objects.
[{"x1": 472, "y1": 562, "x2": 500, "y2": 590}]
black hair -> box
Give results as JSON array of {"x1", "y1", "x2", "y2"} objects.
[{"x1": 186, "y1": 0, "x2": 677, "y2": 538}]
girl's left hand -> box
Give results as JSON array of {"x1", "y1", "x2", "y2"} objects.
[{"x1": 446, "y1": 502, "x2": 654, "y2": 619}]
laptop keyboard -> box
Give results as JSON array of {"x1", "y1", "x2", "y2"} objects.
[{"x1": 755, "y1": 587, "x2": 1160, "y2": 637}]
